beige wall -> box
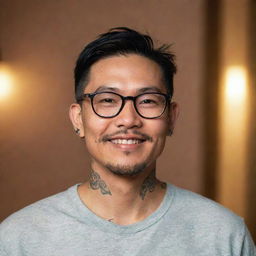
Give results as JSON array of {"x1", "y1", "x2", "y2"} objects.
[{"x1": 0, "y1": 0, "x2": 205, "y2": 220}]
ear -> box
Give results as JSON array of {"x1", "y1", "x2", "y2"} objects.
[
  {"x1": 69, "y1": 103, "x2": 85, "y2": 138},
  {"x1": 167, "y1": 102, "x2": 179, "y2": 136}
]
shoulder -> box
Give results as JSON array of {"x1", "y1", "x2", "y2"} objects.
[
  {"x1": 168, "y1": 184, "x2": 245, "y2": 233},
  {"x1": 0, "y1": 184, "x2": 78, "y2": 248},
  {"x1": 160, "y1": 185, "x2": 256, "y2": 254}
]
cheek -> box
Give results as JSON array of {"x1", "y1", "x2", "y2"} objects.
[
  {"x1": 153, "y1": 120, "x2": 169, "y2": 146},
  {"x1": 146, "y1": 120, "x2": 168, "y2": 155},
  {"x1": 82, "y1": 114, "x2": 110, "y2": 141},
  {"x1": 150, "y1": 119, "x2": 169, "y2": 138}
]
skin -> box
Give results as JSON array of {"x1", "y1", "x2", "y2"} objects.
[{"x1": 69, "y1": 54, "x2": 178, "y2": 225}]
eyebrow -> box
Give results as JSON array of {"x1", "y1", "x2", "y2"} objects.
[
  {"x1": 137, "y1": 87, "x2": 163, "y2": 93},
  {"x1": 94, "y1": 86, "x2": 118, "y2": 93},
  {"x1": 94, "y1": 85, "x2": 164, "y2": 94}
]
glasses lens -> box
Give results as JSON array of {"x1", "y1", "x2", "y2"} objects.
[
  {"x1": 136, "y1": 93, "x2": 167, "y2": 118},
  {"x1": 93, "y1": 92, "x2": 122, "y2": 117}
]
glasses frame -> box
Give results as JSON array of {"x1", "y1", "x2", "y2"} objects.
[{"x1": 77, "y1": 91, "x2": 171, "y2": 119}]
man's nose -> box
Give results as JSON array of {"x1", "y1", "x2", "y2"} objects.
[{"x1": 114, "y1": 100, "x2": 143, "y2": 129}]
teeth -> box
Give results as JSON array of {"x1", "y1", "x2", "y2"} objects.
[{"x1": 111, "y1": 139, "x2": 141, "y2": 145}]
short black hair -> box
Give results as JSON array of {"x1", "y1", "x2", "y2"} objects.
[{"x1": 74, "y1": 27, "x2": 177, "y2": 102}]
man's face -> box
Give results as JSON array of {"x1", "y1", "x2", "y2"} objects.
[{"x1": 70, "y1": 54, "x2": 178, "y2": 176}]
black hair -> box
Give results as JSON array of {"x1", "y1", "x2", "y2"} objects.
[{"x1": 74, "y1": 27, "x2": 177, "y2": 102}]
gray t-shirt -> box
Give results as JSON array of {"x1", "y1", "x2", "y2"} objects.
[{"x1": 0, "y1": 184, "x2": 255, "y2": 255}]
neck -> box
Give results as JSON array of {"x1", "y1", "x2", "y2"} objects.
[{"x1": 78, "y1": 162, "x2": 167, "y2": 225}]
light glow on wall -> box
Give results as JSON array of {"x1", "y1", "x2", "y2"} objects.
[
  {"x1": 218, "y1": 65, "x2": 249, "y2": 217},
  {"x1": 0, "y1": 66, "x2": 12, "y2": 99},
  {"x1": 225, "y1": 67, "x2": 247, "y2": 104}
]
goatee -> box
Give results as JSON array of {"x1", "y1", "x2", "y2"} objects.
[{"x1": 105, "y1": 162, "x2": 147, "y2": 176}]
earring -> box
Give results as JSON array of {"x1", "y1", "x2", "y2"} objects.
[
  {"x1": 75, "y1": 128, "x2": 80, "y2": 134},
  {"x1": 168, "y1": 129, "x2": 173, "y2": 136}
]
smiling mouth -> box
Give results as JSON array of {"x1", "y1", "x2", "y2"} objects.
[
  {"x1": 100, "y1": 130, "x2": 153, "y2": 144},
  {"x1": 110, "y1": 139, "x2": 144, "y2": 145}
]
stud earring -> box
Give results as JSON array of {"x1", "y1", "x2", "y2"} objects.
[{"x1": 75, "y1": 128, "x2": 80, "y2": 134}]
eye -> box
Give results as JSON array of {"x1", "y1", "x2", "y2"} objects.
[
  {"x1": 94, "y1": 93, "x2": 120, "y2": 106},
  {"x1": 140, "y1": 98, "x2": 157, "y2": 104},
  {"x1": 139, "y1": 95, "x2": 159, "y2": 105},
  {"x1": 100, "y1": 98, "x2": 115, "y2": 103},
  {"x1": 137, "y1": 94, "x2": 166, "y2": 108}
]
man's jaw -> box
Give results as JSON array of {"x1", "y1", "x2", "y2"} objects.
[
  {"x1": 105, "y1": 162, "x2": 147, "y2": 176},
  {"x1": 97, "y1": 131, "x2": 154, "y2": 171}
]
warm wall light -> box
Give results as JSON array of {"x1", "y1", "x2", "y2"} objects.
[
  {"x1": 0, "y1": 66, "x2": 12, "y2": 99},
  {"x1": 218, "y1": 65, "x2": 249, "y2": 217},
  {"x1": 225, "y1": 67, "x2": 247, "y2": 104}
]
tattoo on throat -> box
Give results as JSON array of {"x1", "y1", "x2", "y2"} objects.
[
  {"x1": 89, "y1": 169, "x2": 112, "y2": 195},
  {"x1": 140, "y1": 171, "x2": 166, "y2": 200}
]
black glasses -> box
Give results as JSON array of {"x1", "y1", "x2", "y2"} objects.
[{"x1": 77, "y1": 91, "x2": 170, "y2": 119}]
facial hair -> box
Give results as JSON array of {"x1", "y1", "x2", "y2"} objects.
[
  {"x1": 99, "y1": 129, "x2": 153, "y2": 143},
  {"x1": 105, "y1": 162, "x2": 147, "y2": 177}
]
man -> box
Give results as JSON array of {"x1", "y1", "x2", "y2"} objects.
[{"x1": 0, "y1": 27, "x2": 255, "y2": 255}]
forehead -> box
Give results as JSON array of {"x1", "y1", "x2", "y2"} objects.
[{"x1": 84, "y1": 54, "x2": 166, "y2": 93}]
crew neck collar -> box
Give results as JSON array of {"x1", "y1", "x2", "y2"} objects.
[{"x1": 67, "y1": 183, "x2": 175, "y2": 234}]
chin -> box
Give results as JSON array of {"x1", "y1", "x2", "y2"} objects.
[{"x1": 105, "y1": 162, "x2": 147, "y2": 177}]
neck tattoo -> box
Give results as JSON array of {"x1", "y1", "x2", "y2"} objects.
[
  {"x1": 140, "y1": 170, "x2": 166, "y2": 200},
  {"x1": 88, "y1": 168, "x2": 166, "y2": 200},
  {"x1": 89, "y1": 169, "x2": 112, "y2": 195}
]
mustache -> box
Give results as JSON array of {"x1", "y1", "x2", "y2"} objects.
[{"x1": 99, "y1": 130, "x2": 153, "y2": 143}]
